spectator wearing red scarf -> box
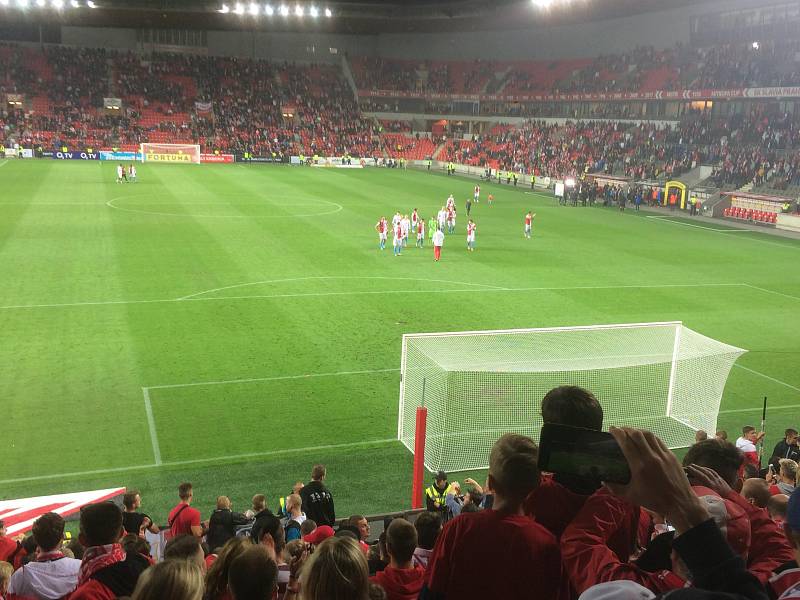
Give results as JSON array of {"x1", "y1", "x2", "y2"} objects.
[{"x1": 68, "y1": 503, "x2": 149, "y2": 600}]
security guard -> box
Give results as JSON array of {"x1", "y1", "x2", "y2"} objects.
[{"x1": 425, "y1": 470, "x2": 452, "y2": 516}]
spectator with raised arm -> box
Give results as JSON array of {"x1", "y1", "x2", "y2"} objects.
[{"x1": 206, "y1": 496, "x2": 251, "y2": 553}]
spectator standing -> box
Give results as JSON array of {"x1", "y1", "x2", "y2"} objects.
[
  {"x1": 300, "y1": 465, "x2": 335, "y2": 527},
  {"x1": 772, "y1": 429, "x2": 800, "y2": 468},
  {"x1": 277, "y1": 483, "x2": 305, "y2": 519},
  {"x1": 0, "y1": 521, "x2": 19, "y2": 563},
  {"x1": 7, "y1": 512, "x2": 82, "y2": 600},
  {"x1": 0, "y1": 561, "x2": 11, "y2": 600},
  {"x1": 421, "y1": 433, "x2": 566, "y2": 600},
  {"x1": 767, "y1": 487, "x2": 800, "y2": 598},
  {"x1": 168, "y1": 483, "x2": 204, "y2": 539},
  {"x1": 206, "y1": 496, "x2": 250, "y2": 553},
  {"x1": 769, "y1": 494, "x2": 790, "y2": 526},
  {"x1": 122, "y1": 490, "x2": 159, "y2": 537},
  {"x1": 130, "y1": 560, "x2": 204, "y2": 600},
  {"x1": 412, "y1": 512, "x2": 441, "y2": 570},
  {"x1": 742, "y1": 478, "x2": 772, "y2": 508},
  {"x1": 736, "y1": 426, "x2": 765, "y2": 469},
  {"x1": 425, "y1": 472, "x2": 450, "y2": 517},
  {"x1": 370, "y1": 519, "x2": 425, "y2": 600},
  {"x1": 770, "y1": 459, "x2": 798, "y2": 496},
  {"x1": 163, "y1": 535, "x2": 205, "y2": 570},
  {"x1": 251, "y1": 514, "x2": 290, "y2": 594},
  {"x1": 69, "y1": 502, "x2": 149, "y2": 600},
  {"x1": 283, "y1": 495, "x2": 307, "y2": 542}
]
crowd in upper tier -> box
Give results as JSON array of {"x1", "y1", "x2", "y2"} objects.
[
  {"x1": 2, "y1": 386, "x2": 800, "y2": 600},
  {"x1": 3, "y1": 41, "x2": 800, "y2": 192}
]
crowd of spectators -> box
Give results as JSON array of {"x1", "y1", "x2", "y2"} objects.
[{"x1": 1, "y1": 388, "x2": 800, "y2": 600}]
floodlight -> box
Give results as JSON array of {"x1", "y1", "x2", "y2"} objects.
[
  {"x1": 309, "y1": 5, "x2": 318, "y2": 16},
  {"x1": 324, "y1": 6, "x2": 331, "y2": 16},
  {"x1": 0, "y1": 0, "x2": 8, "y2": 6},
  {"x1": 279, "y1": 4, "x2": 289, "y2": 15},
  {"x1": 532, "y1": 0, "x2": 553, "y2": 7},
  {"x1": 248, "y1": 1, "x2": 258, "y2": 14},
  {"x1": 264, "y1": 4, "x2": 273, "y2": 15},
  {"x1": 70, "y1": 0, "x2": 79, "y2": 6},
  {"x1": 218, "y1": 3, "x2": 229, "y2": 12},
  {"x1": 36, "y1": 0, "x2": 45, "y2": 7},
  {"x1": 233, "y1": 2, "x2": 244, "y2": 13},
  {"x1": 752, "y1": 41, "x2": 759, "y2": 50},
  {"x1": 52, "y1": 0, "x2": 64, "y2": 7},
  {"x1": 294, "y1": 4, "x2": 302, "y2": 16},
  {"x1": 18, "y1": 0, "x2": 29, "y2": 8},
  {"x1": 86, "y1": 0, "x2": 95, "y2": 6}
]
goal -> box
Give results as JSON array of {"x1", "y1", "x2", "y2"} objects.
[
  {"x1": 398, "y1": 322, "x2": 746, "y2": 475},
  {"x1": 140, "y1": 143, "x2": 201, "y2": 164}
]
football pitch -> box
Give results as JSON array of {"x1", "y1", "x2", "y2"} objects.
[{"x1": 1, "y1": 159, "x2": 799, "y2": 520}]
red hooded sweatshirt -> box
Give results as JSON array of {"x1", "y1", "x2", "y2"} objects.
[{"x1": 371, "y1": 565, "x2": 426, "y2": 600}]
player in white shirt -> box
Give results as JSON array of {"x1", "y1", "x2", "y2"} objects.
[
  {"x1": 411, "y1": 209, "x2": 418, "y2": 234},
  {"x1": 432, "y1": 227, "x2": 445, "y2": 262},
  {"x1": 392, "y1": 211, "x2": 402, "y2": 229},
  {"x1": 401, "y1": 214, "x2": 410, "y2": 247},
  {"x1": 447, "y1": 206, "x2": 456, "y2": 234},
  {"x1": 437, "y1": 206, "x2": 447, "y2": 231},
  {"x1": 473, "y1": 184, "x2": 480, "y2": 203},
  {"x1": 128, "y1": 164, "x2": 137, "y2": 183},
  {"x1": 466, "y1": 219, "x2": 477, "y2": 251},
  {"x1": 116, "y1": 164, "x2": 127, "y2": 183},
  {"x1": 446, "y1": 195, "x2": 455, "y2": 211},
  {"x1": 375, "y1": 216, "x2": 388, "y2": 250}
]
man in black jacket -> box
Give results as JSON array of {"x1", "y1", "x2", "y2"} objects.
[
  {"x1": 771, "y1": 429, "x2": 800, "y2": 469},
  {"x1": 206, "y1": 496, "x2": 250, "y2": 552},
  {"x1": 300, "y1": 464, "x2": 335, "y2": 527}
]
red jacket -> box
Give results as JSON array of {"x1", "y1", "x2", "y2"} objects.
[
  {"x1": 67, "y1": 580, "x2": 116, "y2": 600},
  {"x1": 371, "y1": 566, "x2": 425, "y2": 600},
  {"x1": 561, "y1": 488, "x2": 685, "y2": 595},
  {"x1": 723, "y1": 489, "x2": 795, "y2": 584}
]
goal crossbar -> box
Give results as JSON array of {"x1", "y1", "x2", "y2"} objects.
[{"x1": 398, "y1": 321, "x2": 746, "y2": 475}]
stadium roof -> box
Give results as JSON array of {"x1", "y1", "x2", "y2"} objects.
[{"x1": 0, "y1": 0, "x2": 716, "y2": 34}]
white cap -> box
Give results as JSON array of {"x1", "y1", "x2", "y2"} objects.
[{"x1": 579, "y1": 581, "x2": 656, "y2": 600}]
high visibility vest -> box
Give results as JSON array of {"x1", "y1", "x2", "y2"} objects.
[{"x1": 425, "y1": 484, "x2": 450, "y2": 507}]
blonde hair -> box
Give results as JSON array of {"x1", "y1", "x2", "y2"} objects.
[
  {"x1": 779, "y1": 458, "x2": 798, "y2": 482},
  {"x1": 301, "y1": 537, "x2": 369, "y2": 600},
  {"x1": 131, "y1": 560, "x2": 204, "y2": 600},
  {"x1": 0, "y1": 561, "x2": 12, "y2": 594},
  {"x1": 489, "y1": 433, "x2": 540, "y2": 499}
]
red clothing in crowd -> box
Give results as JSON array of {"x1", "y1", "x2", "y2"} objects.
[
  {"x1": 371, "y1": 566, "x2": 426, "y2": 600},
  {"x1": 424, "y1": 509, "x2": 567, "y2": 600},
  {"x1": 168, "y1": 503, "x2": 201, "y2": 538},
  {"x1": 0, "y1": 535, "x2": 18, "y2": 562}
]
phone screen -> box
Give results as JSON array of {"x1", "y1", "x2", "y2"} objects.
[{"x1": 538, "y1": 423, "x2": 631, "y2": 484}]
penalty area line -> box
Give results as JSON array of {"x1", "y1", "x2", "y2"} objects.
[{"x1": 645, "y1": 216, "x2": 754, "y2": 232}]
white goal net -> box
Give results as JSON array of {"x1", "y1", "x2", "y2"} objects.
[
  {"x1": 140, "y1": 143, "x2": 201, "y2": 164},
  {"x1": 398, "y1": 322, "x2": 746, "y2": 473}
]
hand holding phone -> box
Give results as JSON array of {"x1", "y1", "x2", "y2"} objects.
[{"x1": 538, "y1": 423, "x2": 631, "y2": 484}]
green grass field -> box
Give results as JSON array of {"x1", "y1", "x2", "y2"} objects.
[{"x1": 1, "y1": 159, "x2": 799, "y2": 523}]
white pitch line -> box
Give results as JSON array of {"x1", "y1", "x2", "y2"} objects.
[
  {"x1": 0, "y1": 282, "x2": 746, "y2": 311},
  {"x1": 0, "y1": 438, "x2": 397, "y2": 486},
  {"x1": 146, "y1": 367, "x2": 400, "y2": 390},
  {"x1": 742, "y1": 283, "x2": 800, "y2": 303},
  {"x1": 646, "y1": 217, "x2": 755, "y2": 232},
  {"x1": 734, "y1": 364, "x2": 800, "y2": 393},
  {"x1": 178, "y1": 276, "x2": 509, "y2": 300},
  {"x1": 141, "y1": 388, "x2": 162, "y2": 465},
  {"x1": 0, "y1": 160, "x2": 8, "y2": 169}
]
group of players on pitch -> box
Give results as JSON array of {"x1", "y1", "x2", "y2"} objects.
[{"x1": 375, "y1": 184, "x2": 536, "y2": 261}]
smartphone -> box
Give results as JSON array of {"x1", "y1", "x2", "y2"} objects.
[{"x1": 538, "y1": 423, "x2": 631, "y2": 484}]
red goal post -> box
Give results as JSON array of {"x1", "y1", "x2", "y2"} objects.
[{"x1": 140, "y1": 143, "x2": 201, "y2": 164}]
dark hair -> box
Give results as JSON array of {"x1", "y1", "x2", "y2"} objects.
[
  {"x1": 123, "y1": 491, "x2": 140, "y2": 510},
  {"x1": 683, "y1": 439, "x2": 744, "y2": 487},
  {"x1": 122, "y1": 533, "x2": 151, "y2": 557},
  {"x1": 164, "y1": 535, "x2": 202, "y2": 562},
  {"x1": 32, "y1": 513, "x2": 65, "y2": 552},
  {"x1": 312, "y1": 465, "x2": 326, "y2": 480},
  {"x1": 228, "y1": 546, "x2": 278, "y2": 600},
  {"x1": 386, "y1": 519, "x2": 416, "y2": 564},
  {"x1": 742, "y1": 426, "x2": 755, "y2": 435},
  {"x1": 300, "y1": 520, "x2": 317, "y2": 537},
  {"x1": 80, "y1": 503, "x2": 123, "y2": 546},
  {"x1": 435, "y1": 471, "x2": 447, "y2": 483},
  {"x1": 466, "y1": 489, "x2": 483, "y2": 507},
  {"x1": 413, "y1": 512, "x2": 441, "y2": 550},
  {"x1": 178, "y1": 483, "x2": 193, "y2": 500},
  {"x1": 743, "y1": 462, "x2": 760, "y2": 480},
  {"x1": 787, "y1": 429, "x2": 799, "y2": 438},
  {"x1": 66, "y1": 538, "x2": 85, "y2": 560},
  {"x1": 541, "y1": 386, "x2": 603, "y2": 430},
  {"x1": 348, "y1": 515, "x2": 366, "y2": 526},
  {"x1": 252, "y1": 515, "x2": 285, "y2": 553}
]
